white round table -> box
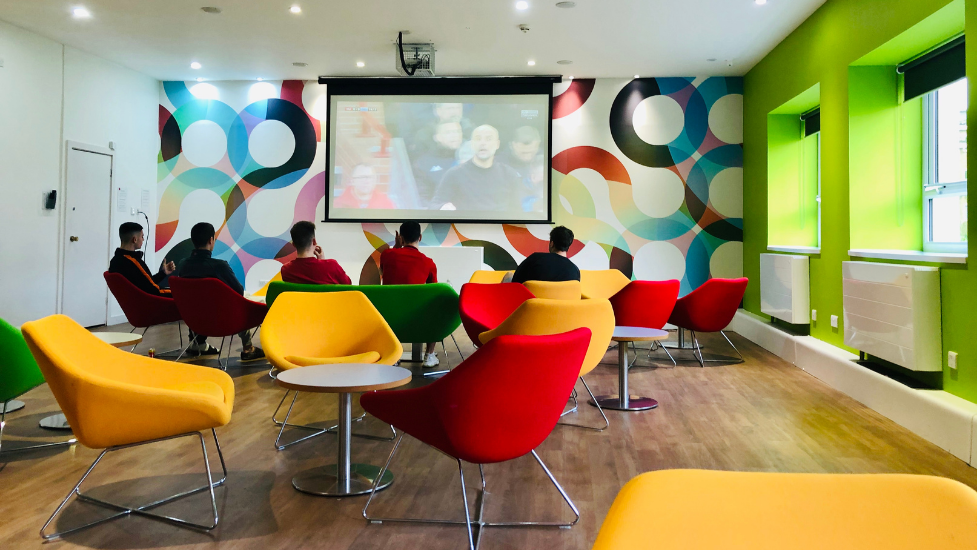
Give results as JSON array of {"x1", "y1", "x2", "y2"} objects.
[
  {"x1": 276, "y1": 363, "x2": 412, "y2": 497},
  {"x1": 591, "y1": 326, "x2": 668, "y2": 412}
]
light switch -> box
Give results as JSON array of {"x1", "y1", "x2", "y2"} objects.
[
  {"x1": 830, "y1": 315, "x2": 838, "y2": 328},
  {"x1": 949, "y1": 351, "x2": 958, "y2": 369},
  {"x1": 811, "y1": 309, "x2": 817, "y2": 321}
]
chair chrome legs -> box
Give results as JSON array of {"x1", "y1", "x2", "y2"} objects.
[
  {"x1": 557, "y1": 378, "x2": 608, "y2": 431},
  {"x1": 272, "y1": 390, "x2": 393, "y2": 450},
  {"x1": 669, "y1": 330, "x2": 744, "y2": 367},
  {"x1": 0, "y1": 400, "x2": 76, "y2": 456},
  {"x1": 450, "y1": 334, "x2": 466, "y2": 361},
  {"x1": 363, "y1": 435, "x2": 579, "y2": 550},
  {"x1": 423, "y1": 341, "x2": 452, "y2": 378},
  {"x1": 40, "y1": 429, "x2": 227, "y2": 540}
]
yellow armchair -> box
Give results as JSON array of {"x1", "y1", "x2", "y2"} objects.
[
  {"x1": 260, "y1": 291, "x2": 403, "y2": 450},
  {"x1": 469, "y1": 270, "x2": 513, "y2": 284},
  {"x1": 593, "y1": 469, "x2": 977, "y2": 550},
  {"x1": 480, "y1": 297, "x2": 614, "y2": 429},
  {"x1": 523, "y1": 279, "x2": 582, "y2": 300},
  {"x1": 20, "y1": 314, "x2": 234, "y2": 539},
  {"x1": 580, "y1": 269, "x2": 631, "y2": 300}
]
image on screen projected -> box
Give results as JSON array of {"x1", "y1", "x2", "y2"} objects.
[{"x1": 327, "y1": 94, "x2": 550, "y2": 222}]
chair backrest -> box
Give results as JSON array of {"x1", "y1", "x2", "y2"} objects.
[
  {"x1": 458, "y1": 283, "x2": 535, "y2": 344},
  {"x1": 669, "y1": 277, "x2": 748, "y2": 333},
  {"x1": 469, "y1": 270, "x2": 513, "y2": 284},
  {"x1": 169, "y1": 277, "x2": 267, "y2": 338},
  {"x1": 432, "y1": 329, "x2": 591, "y2": 464},
  {"x1": 581, "y1": 269, "x2": 632, "y2": 300},
  {"x1": 261, "y1": 291, "x2": 402, "y2": 369},
  {"x1": 267, "y1": 282, "x2": 461, "y2": 343},
  {"x1": 251, "y1": 272, "x2": 283, "y2": 297},
  {"x1": 523, "y1": 279, "x2": 582, "y2": 300},
  {"x1": 103, "y1": 272, "x2": 181, "y2": 328},
  {"x1": 481, "y1": 297, "x2": 615, "y2": 377},
  {"x1": 592, "y1": 469, "x2": 977, "y2": 550},
  {"x1": 610, "y1": 280, "x2": 681, "y2": 330},
  {"x1": 0, "y1": 318, "x2": 46, "y2": 403}
]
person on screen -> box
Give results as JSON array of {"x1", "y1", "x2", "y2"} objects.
[
  {"x1": 503, "y1": 126, "x2": 542, "y2": 176},
  {"x1": 509, "y1": 226, "x2": 580, "y2": 284},
  {"x1": 379, "y1": 222, "x2": 441, "y2": 368},
  {"x1": 431, "y1": 124, "x2": 524, "y2": 213},
  {"x1": 280, "y1": 221, "x2": 352, "y2": 285},
  {"x1": 412, "y1": 121, "x2": 464, "y2": 206},
  {"x1": 333, "y1": 164, "x2": 396, "y2": 210}
]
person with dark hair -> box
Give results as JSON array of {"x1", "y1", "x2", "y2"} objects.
[
  {"x1": 108, "y1": 221, "x2": 175, "y2": 296},
  {"x1": 176, "y1": 222, "x2": 265, "y2": 361},
  {"x1": 379, "y1": 221, "x2": 440, "y2": 367},
  {"x1": 280, "y1": 221, "x2": 351, "y2": 285},
  {"x1": 412, "y1": 121, "x2": 464, "y2": 206},
  {"x1": 510, "y1": 225, "x2": 581, "y2": 284}
]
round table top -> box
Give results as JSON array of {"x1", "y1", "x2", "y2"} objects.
[
  {"x1": 612, "y1": 326, "x2": 669, "y2": 342},
  {"x1": 275, "y1": 363, "x2": 412, "y2": 393},
  {"x1": 94, "y1": 332, "x2": 143, "y2": 348},
  {"x1": 246, "y1": 294, "x2": 267, "y2": 304}
]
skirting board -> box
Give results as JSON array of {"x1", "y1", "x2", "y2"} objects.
[{"x1": 729, "y1": 309, "x2": 977, "y2": 466}]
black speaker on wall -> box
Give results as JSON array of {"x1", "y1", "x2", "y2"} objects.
[{"x1": 44, "y1": 190, "x2": 57, "y2": 210}]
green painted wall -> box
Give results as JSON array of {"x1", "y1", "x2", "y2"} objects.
[{"x1": 743, "y1": 0, "x2": 977, "y2": 402}]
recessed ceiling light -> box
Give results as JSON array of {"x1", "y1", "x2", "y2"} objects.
[
  {"x1": 190, "y1": 61, "x2": 202, "y2": 70},
  {"x1": 293, "y1": 62, "x2": 308, "y2": 67},
  {"x1": 196, "y1": 77, "x2": 204, "y2": 82},
  {"x1": 200, "y1": 6, "x2": 222, "y2": 14},
  {"x1": 356, "y1": 61, "x2": 365, "y2": 68},
  {"x1": 557, "y1": 59, "x2": 573, "y2": 65},
  {"x1": 567, "y1": 76, "x2": 573, "y2": 80},
  {"x1": 634, "y1": 74, "x2": 640, "y2": 79},
  {"x1": 516, "y1": 1, "x2": 529, "y2": 9},
  {"x1": 257, "y1": 77, "x2": 264, "y2": 81},
  {"x1": 528, "y1": 60, "x2": 536, "y2": 66},
  {"x1": 72, "y1": 7, "x2": 91, "y2": 18},
  {"x1": 555, "y1": 1, "x2": 576, "y2": 8},
  {"x1": 290, "y1": 5, "x2": 301, "y2": 13},
  {"x1": 755, "y1": 0, "x2": 767, "y2": 4}
]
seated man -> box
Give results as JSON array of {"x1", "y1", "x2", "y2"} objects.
[
  {"x1": 108, "y1": 222, "x2": 175, "y2": 296},
  {"x1": 280, "y1": 221, "x2": 351, "y2": 285},
  {"x1": 510, "y1": 226, "x2": 581, "y2": 284},
  {"x1": 379, "y1": 221, "x2": 440, "y2": 368},
  {"x1": 176, "y1": 222, "x2": 265, "y2": 361}
]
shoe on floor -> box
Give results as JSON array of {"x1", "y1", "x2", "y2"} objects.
[
  {"x1": 184, "y1": 344, "x2": 219, "y2": 357},
  {"x1": 241, "y1": 346, "x2": 266, "y2": 362},
  {"x1": 422, "y1": 352, "x2": 440, "y2": 368}
]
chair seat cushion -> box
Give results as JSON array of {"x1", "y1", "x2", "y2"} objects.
[
  {"x1": 163, "y1": 381, "x2": 226, "y2": 403},
  {"x1": 285, "y1": 351, "x2": 381, "y2": 367}
]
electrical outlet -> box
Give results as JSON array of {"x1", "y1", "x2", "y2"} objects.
[
  {"x1": 949, "y1": 351, "x2": 958, "y2": 369},
  {"x1": 811, "y1": 309, "x2": 817, "y2": 321},
  {"x1": 830, "y1": 315, "x2": 838, "y2": 328}
]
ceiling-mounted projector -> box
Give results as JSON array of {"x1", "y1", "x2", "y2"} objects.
[{"x1": 396, "y1": 32, "x2": 435, "y2": 76}]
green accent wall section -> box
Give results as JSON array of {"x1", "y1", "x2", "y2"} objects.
[{"x1": 743, "y1": 0, "x2": 977, "y2": 402}]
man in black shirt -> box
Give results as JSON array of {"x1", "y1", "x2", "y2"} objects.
[
  {"x1": 108, "y1": 222, "x2": 175, "y2": 296},
  {"x1": 176, "y1": 222, "x2": 265, "y2": 361},
  {"x1": 431, "y1": 124, "x2": 524, "y2": 213},
  {"x1": 511, "y1": 226, "x2": 581, "y2": 284}
]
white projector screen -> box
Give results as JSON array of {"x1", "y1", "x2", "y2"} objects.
[{"x1": 326, "y1": 93, "x2": 551, "y2": 223}]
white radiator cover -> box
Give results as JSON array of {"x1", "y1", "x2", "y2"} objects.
[
  {"x1": 842, "y1": 261, "x2": 942, "y2": 372},
  {"x1": 760, "y1": 253, "x2": 810, "y2": 324}
]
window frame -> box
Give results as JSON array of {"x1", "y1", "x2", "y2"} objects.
[{"x1": 922, "y1": 80, "x2": 968, "y2": 254}]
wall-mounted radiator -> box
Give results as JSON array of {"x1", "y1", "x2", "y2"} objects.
[
  {"x1": 760, "y1": 253, "x2": 811, "y2": 324},
  {"x1": 842, "y1": 261, "x2": 942, "y2": 372}
]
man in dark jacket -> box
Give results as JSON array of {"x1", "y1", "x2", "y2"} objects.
[
  {"x1": 108, "y1": 222, "x2": 175, "y2": 296},
  {"x1": 176, "y1": 222, "x2": 265, "y2": 362}
]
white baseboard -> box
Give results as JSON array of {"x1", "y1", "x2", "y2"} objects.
[
  {"x1": 730, "y1": 309, "x2": 977, "y2": 466},
  {"x1": 107, "y1": 313, "x2": 129, "y2": 326}
]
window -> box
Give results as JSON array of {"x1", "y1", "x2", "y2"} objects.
[
  {"x1": 923, "y1": 77, "x2": 968, "y2": 252},
  {"x1": 802, "y1": 109, "x2": 821, "y2": 247}
]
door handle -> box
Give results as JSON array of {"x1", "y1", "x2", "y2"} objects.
[{"x1": 69, "y1": 236, "x2": 79, "y2": 242}]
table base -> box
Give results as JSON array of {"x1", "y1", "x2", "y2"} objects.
[
  {"x1": 292, "y1": 463, "x2": 393, "y2": 496},
  {"x1": 3, "y1": 400, "x2": 25, "y2": 414},
  {"x1": 39, "y1": 413, "x2": 71, "y2": 430},
  {"x1": 591, "y1": 395, "x2": 658, "y2": 412}
]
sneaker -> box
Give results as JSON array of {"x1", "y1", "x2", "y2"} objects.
[
  {"x1": 422, "y1": 352, "x2": 440, "y2": 368},
  {"x1": 241, "y1": 346, "x2": 266, "y2": 362},
  {"x1": 184, "y1": 344, "x2": 220, "y2": 357}
]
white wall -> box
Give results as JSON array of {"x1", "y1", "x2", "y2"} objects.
[{"x1": 0, "y1": 20, "x2": 158, "y2": 326}]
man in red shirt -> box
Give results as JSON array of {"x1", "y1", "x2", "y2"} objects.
[
  {"x1": 379, "y1": 221, "x2": 440, "y2": 367},
  {"x1": 281, "y1": 221, "x2": 352, "y2": 285}
]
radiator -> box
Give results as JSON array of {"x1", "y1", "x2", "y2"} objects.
[
  {"x1": 760, "y1": 254, "x2": 810, "y2": 324},
  {"x1": 842, "y1": 261, "x2": 942, "y2": 372}
]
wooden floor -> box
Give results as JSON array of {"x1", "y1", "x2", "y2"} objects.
[{"x1": 2, "y1": 323, "x2": 976, "y2": 550}]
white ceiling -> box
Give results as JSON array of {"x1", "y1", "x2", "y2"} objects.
[{"x1": 0, "y1": 0, "x2": 826, "y2": 81}]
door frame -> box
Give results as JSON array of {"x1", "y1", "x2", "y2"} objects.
[{"x1": 58, "y1": 141, "x2": 115, "y2": 325}]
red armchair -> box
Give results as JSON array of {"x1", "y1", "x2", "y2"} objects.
[
  {"x1": 169, "y1": 277, "x2": 267, "y2": 369},
  {"x1": 667, "y1": 277, "x2": 748, "y2": 367},
  {"x1": 458, "y1": 283, "x2": 535, "y2": 345},
  {"x1": 610, "y1": 279, "x2": 681, "y2": 365},
  {"x1": 360, "y1": 328, "x2": 591, "y2": 550},
  {"x1": 104, "y1": 272, "x2": 182, "y2": 352}
]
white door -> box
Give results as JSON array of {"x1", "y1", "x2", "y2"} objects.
[{"x1": 62, "y1": 146, "x2": 112, "y2": 327}]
